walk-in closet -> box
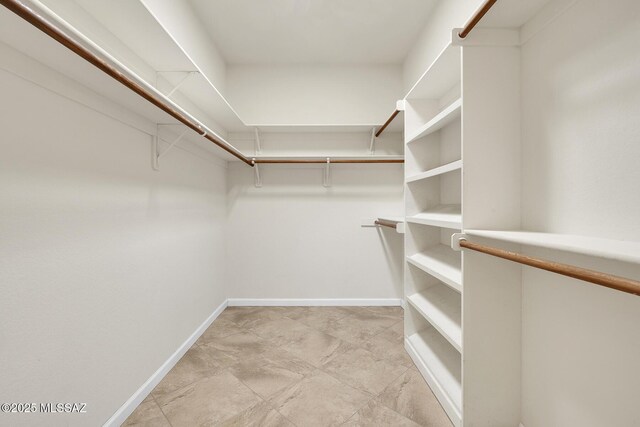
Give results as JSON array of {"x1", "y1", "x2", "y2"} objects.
[{"x1": 1, "y1": 0, "x2": 639, "y2": 426}]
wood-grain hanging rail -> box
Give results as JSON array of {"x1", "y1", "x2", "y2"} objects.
[
  {"x1": 458, "y1": 239, "x2": 640, "y2": 297},
  {"x1": 458, "y1": 0, "x2": 498, "y2": 39},
  {"x1": 375, "y1": 109, "x2": 400, "y2": 138},
  {"x1": 0, "y1": 0, "x2": 404, "y2": 167},
  {"x1": 374, "y1": 219, "x2": 400, "y2": 230}
]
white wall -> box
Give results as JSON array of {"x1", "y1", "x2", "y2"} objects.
[
  {"x1": 226, "y1": 162, "x2": 404, "y2": 302},
  {"x1": 0, "y1": 44, "x2": 228, "y2": 426},
  {"x1": 403, "y1": 0, "x2": 483, "y2": 92},
  {"x1": 226, "y1": 64, "x2": 403, "y2": 125},
  {"x1": 520, "y1": 0, "x2": 640, "y2": 425}
]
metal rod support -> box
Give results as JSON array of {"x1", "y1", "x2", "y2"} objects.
[{"x1": 459, "y1": 239, "x2": 640, "y2": 297}]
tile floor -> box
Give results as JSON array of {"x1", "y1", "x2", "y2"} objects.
[{"x1": 123, "y1": 306, "x2": 452, "y2": 427}]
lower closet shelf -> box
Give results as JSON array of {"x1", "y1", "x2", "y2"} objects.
[
  {"x1": 407, "y1": 287, "x2": 462, "y2": 352},
  {"x1": 407, "y1": 245, "x2": 462, "y2": 292},
  {"x1": 406, "y1": 329, "x2": 462, "y2": 426}
]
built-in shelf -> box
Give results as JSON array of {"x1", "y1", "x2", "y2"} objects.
[
  {"x1": 405, "y1": 329, "x2": 462, "y2": 426},
  {"x1": 406, "y1": 160, "x2": 462, "y2": 183},
  {"x1": 406, "y1": 99, "x2": 462, "y2": 144},
  {"x1": 407, "y1": 245, "x2": 462, "y2": 292},
  {"x1": 406, "y1": 205, "x2": 462, "y2": 229},
  {"x1": 408, "y1": 287, "x2": 462, "y2": 352},
  {"x1": 465, "y1": 229, "x2": 640, "y2": 264}
]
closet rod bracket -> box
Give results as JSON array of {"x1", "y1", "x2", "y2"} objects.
[
  {"x1": 254, "y1": 128, "x2": 261, "y2": 155},
  {"x1": 323, "y1": 158, "x2": 331, "y2": 188},
  {"x1": 451, "y1": 233, "x2": 467, "y2": 251},
  {"x1": 253, "y1": 158, "x2": 262, "y2": 188},
  {"x1": 369, "y1": 127, "x2": 376, "y2": 154}
]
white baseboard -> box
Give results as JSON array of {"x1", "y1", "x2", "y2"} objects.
[
  {"x1": 104, "y1": 299, "x2": 228, "y2": 427},
  {"x1": 227, "y1": 298, "x2": 404, "y2": 307},
  {"x1": 227, "y1": 298, "x2": 402, "y2": 307}
]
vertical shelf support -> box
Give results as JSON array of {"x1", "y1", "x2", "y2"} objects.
[
  {"x1": 253, "y1": 158, "x2": 262, "y2": 188},
  {"x1": 323, "y1": 158, "x2": 331, "y2": 187},
  {"x1": 153, "y1": 124, "x2": 188, "y2": 171},
  {"x1": 369, "y1": 127, "x2": 376, "y2": 154},
  {"x1": 254, "y1": 128, "x2": 262, "y2": 155}
]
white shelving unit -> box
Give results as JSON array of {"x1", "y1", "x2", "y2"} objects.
[
  {"x1": 405, "y1": 328, "x2": 462, "y2": 423},
  {"x1": 407, "y1": 286, "x2": 462, "y2": 351},
  {"x1": 403, "y1": 39, "x2": 463, "y2": 427},
  {"x1": 406, "y1": 246, "x2": 462, "y2": 292}
]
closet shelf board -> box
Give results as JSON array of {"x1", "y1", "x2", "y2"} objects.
[
  {"x1": 406, "y1": 99, "x2": 462, "y2": 144},
  {"x1": 406, "y1": 160, "x2": 462, "y2": 183},
  {"x1": 405, "y1": 329, "x2": 462, "y2": 426},
  {"x1": 406, "y1": 245, "x2": 462, "y2": 292},
  {"x1": 406, "y1": 205, "x2": 462, "y2": 229},
  {"x1": 465, "y1": 229, "x2": 640, "y2": 264},
  {"x1": 407, "y1": 287, "x2": 462, "y2": 352}
]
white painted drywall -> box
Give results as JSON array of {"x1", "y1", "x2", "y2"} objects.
[
  {"x1": 0, "y1": 44, "x2": 228, "y2": 426},
  {"x1": 520, "y1": 0, "x2": 640, "y2": 425},
  {"x1": 226, "y1": 162, "x2": 404, "y2": 301},
  {"x1": 226, "y1": 64, "x2": 403, "y2": 125},
  {"x1": 403, "y1": 0, "x2": 484, "y2": 93}
]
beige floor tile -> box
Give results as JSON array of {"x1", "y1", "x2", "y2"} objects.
[
  {"x1": 281, "y1": 327, "x2": 355, "y2": 367},
  {"x1": 156, "y1": 370, "x2": 262, "y2": 427},
  {"x1": 361, "y1": 333, "x2": 414, "y2": 368},
  {"x1": 320, "y1": 311, "x2": 399, "y2": 347},
  {"x1": 321, "y1": 347, "x2": 408, "y2": 395},
  {"x1": 249, "y1": 317, "x2": 315, "y2": 346},
  {"x1": 222, "y1": 307, "x2": 285, "y2": 329},
  {"x1": 151, "y1": 346, "x2": 223, "y2": 399},
  {"x1": 219, "y1": 400, "x2": 295, "y2": 427},
  {"x1": 342, "y1": 399, "x2": 422, "y2": 427},
  {"x1": 269, "y1": 370, "x2": 370, "y2": 426},
  {"x1": 196, "y1": 317, "x2": 245, "y2": 345},
  {"x1": 378, "y1": 369, "x2": 453, "y2": 427},
  {"x1": 376, "y1": 320, "x2": 405, "y2": 345},
  {"x1": 290, "y1": 306, "x2": 357, "y2": 331},
  {"x1": 122, "y1": 399, "x2": 171, "y2": 427},
  {"x1": 199, "y1": 331, "x2": 272, "y2": 368},
  {"x1": 228, "y1": 347, "x2": 315, "y2": 399},
  {"x1": 363, "y1": 306, "x2": 404, "y2": 320}
]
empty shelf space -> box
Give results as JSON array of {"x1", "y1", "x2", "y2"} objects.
[
  {"x1": 407, "y1": 286, "x2": 462, "y2": 352},
  {"x1": 406, "y1": 245, "x2": 462, "y2": 292},
  {"x1": 405, "y1": 329, "x2": 462, "y2": 425},
  {"x1": 406, "y1": 99, "x2": 462, "y2": 144},
  {"x1": 406, "y1": 205, "x2": 461, "y2": 229},
  {"x1": 406, "y1": 160, "x2": 462, "y2": 183},
  {"x1": 465, "y1": 229, "x2": 640, "y2": 264}
]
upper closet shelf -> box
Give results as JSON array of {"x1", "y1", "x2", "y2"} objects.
[
  {"x1": 465, "y1": 230, "x2": 640, "y2": 265},
  {"x1": 404, "y1": 43, "x2": 460, "y2": 101},
  {"x1": 407, "y1": 160, "x2": 462, "y2": 183},
  {"x1": 407, "y1": 205, "x2": 462, "y2": 229},
  {"x1": 406, "y1": 99, "x2": 462, "y2": 143}
]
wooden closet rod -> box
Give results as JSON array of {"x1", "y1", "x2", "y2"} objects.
[
  {"x1": 375, "y1": 110, "x2": 400, "y2": 137},
  {"x1": 458, "y1": 0, "x2": 498, "y2": 39},
  {"x1": 374, "y1": 219, "x2": 399, "y2": 229},
  {"x1": 0, "y1": 0, "x2": 255, "y2": 166},
  {"x1": 459, "y1": 239, "x2": 640, "y2": 297},
  {"x1": 253, "y1": 159, "x2": 404, "y2": 164}
]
